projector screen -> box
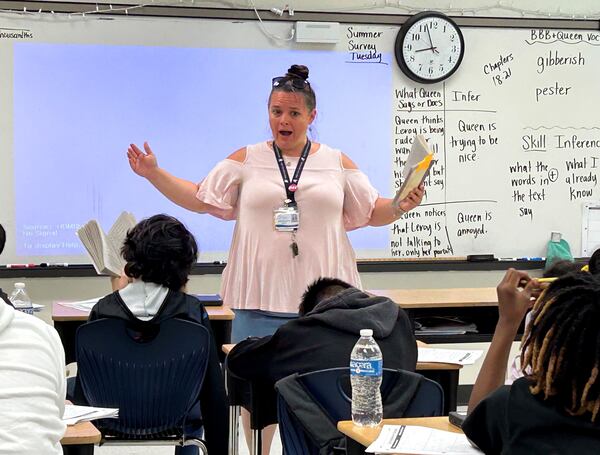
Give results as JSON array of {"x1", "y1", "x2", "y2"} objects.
[{"x1": 1, "y1": 15, "x2": 392, "y2": 264}]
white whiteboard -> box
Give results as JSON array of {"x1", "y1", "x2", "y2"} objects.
[{"x1": 0, "y1": 14, "x2": 599, "y2": 264}]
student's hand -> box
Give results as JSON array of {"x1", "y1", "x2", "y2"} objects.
[
  {"x1": 398, "y1": 183, "x2": 425, "y2": 212},
  {"x1": 496, "y1": 268, "x2": 538, "y2": 329},
  {"x1": 127, "y1": 142, "x2": 158, "y2": 178},
  {"x1": 110, "y1": 273, "x2": 130, "y2": 292}
]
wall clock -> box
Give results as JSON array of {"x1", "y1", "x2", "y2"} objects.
[{"x1": 395, "y1": 11, "x2": 465, "y2": 84}]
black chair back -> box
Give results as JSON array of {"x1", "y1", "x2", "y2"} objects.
[
  {"x1": 276, "y1": 367, "x2": 444, "y2": 454},
  {"x1": 76, "y1": 318, "x2": 210, "y2": 439}
]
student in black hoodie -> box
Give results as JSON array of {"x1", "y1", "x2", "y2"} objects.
[
  {"x1": 228, "y1": 277, "x2": 417, "y2": 382},
  {"x1": 464, "y1": 269, "x2": 600, "y2": 454},
  {"x1": 228, "y1": 277, "x2": 417, "y2": 453}
]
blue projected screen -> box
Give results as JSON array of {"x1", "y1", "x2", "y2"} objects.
[{"x1": 12, "y1": 43, "x2": 392, "y2": 261}]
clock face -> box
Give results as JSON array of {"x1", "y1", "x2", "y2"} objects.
[{"x1": 395, "y1": 12, "x2": 465, "y2": 84}]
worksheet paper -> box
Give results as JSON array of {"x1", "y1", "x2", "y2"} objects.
[
  {"x1": 417, "y1": 348, "x2": 483, "y2": 365},
  {"x1": 366, "y1": 425, "x2": 482, "y2": 454},
  {"x1": 63, "y1": 404, "x2": 118, "y2": 425},
  {"x1": 56, "y1": 299, "x2": 100, "y2": 312}
]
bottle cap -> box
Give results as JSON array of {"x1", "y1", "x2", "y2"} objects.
[
  {"x1": 14, "y1": 282, "x2": 25, "y2": 289},
  {"x1": 360, "y1": 329, "x2": 373, "y2": 337}
]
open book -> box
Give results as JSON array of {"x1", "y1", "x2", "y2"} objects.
[
  {"x1": 393, "y1": 134, "x2": 434, "y2": 208},
  {"x1": 76, "y1": 211, "x2": 137, "y2": 277}
]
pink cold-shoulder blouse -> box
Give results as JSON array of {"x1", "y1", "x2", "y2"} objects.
[{"x1": 196, "y1": 141, "x2": 379, "y2": 313}]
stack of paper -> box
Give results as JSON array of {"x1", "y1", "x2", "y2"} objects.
[
  {"x1": 418, "y1": 348, "x2": 483, "y2": 365},
  {"x1": 63, "y1": 404, "x2": 119, "y2": 425},
  {"x1": 366, "y1": 425, "x2": 482, "y2": 454},
  {"x1": 56, "y1": 298, "x2": 100, "y2": 312},
  {"x1": 414, "y1": 316, "x2": 478, "y2": 336}
]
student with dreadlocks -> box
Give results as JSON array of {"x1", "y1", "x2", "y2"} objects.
[
  {"x1": 589, "y1": 247, "x2": 600, "y2": 275},
  {"x1": 507, "y1": 259, "x2": 581, "y2": 384},
  {"x1": 463, "y1": 268, "x2": 600, "y2": 454}
]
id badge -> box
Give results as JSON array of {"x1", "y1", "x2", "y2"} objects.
[{"x1": 274, "y1": 205, "x2": 299, "y2": 232}]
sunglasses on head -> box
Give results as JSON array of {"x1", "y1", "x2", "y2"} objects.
[{"x1": 272, "y1": 76, "x2": 309, "y2": 90}]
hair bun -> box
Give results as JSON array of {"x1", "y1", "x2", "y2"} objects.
[{"x1": 286, "y1": 64, "x2": 309, "y2": 80}]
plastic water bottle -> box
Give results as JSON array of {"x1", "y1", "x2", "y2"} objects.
[
  {"x1": 350, "y1": 328, "x2": 383, "y2": 427},
  {"x1": 10, "y1": 282, "x2": 33, "y2": 315}
]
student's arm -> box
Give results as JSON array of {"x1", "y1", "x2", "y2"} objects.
[
  {"x1": 227, "y1": 335, "x2": 277, "y2": 382},
  {"x1": 467, "y1": 269, "x2": 538, "y2": 413},
  {"x1": 368, "y1": 188, "x2": 424, "y2": 226}
]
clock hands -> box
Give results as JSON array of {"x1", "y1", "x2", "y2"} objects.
[
  {"x1": 426, "y1": 24, "x2": 440, "y2": 54},
  {"x1": 415, "y1": 25, "x2": 439, "y2": 54},
  {"x1": 415, "y1": 46, "x2": 439, "y2": 53},
  {"x1": 426, "y1": 25, "x2": 434, "y2": 47}
]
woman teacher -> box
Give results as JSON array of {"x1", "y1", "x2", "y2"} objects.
[{"x1": 127, "y1": 64, "x2": 424, "y2": 342}]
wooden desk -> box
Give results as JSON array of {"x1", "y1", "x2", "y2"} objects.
[
  {"x1": 53, "y1": 302, "x2": 235, "y2": 363},
  {"x1": 61, "y1": 421, "x2": 101, "y2": 455},
  {"x1": 368, "y1": 287, "x2": 513, "y2": 344},
  {"x1": 368, "y1": 288, "x2": 497, "y2": 309},
  {"x1": 338, "y1": 417, "x2": 461, "y2": 455}
]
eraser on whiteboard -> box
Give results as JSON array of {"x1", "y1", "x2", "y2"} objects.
[{"x1": 467, "y1": 254, "x2": 496, "y2": 262}]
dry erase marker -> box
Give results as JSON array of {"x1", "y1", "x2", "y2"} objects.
[
  {"x1": 39, "y1": 262, "x2": 69, "y2": 267},
  {"x1": 6, "y1": 263, "x2": 36, "y2": 268}
]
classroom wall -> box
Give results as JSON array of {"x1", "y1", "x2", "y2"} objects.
[
  {"x1": 51, "y1": 0, "x2": 600, "y2": 18},
  {"x1": 2, "y1": 0, "x2": 593, "y2": 387}
]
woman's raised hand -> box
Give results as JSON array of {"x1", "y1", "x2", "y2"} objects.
[{"x1": 127, "y1": 142, "x2": 158, "y2": 178}]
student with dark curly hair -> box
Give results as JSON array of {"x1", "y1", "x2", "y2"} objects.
[
  {"x1": 80, "y1": 214, "x2": 227, "y2": 454},
  {"x1": 464, "y1": 269, "x2": 600, "y2": 454}
]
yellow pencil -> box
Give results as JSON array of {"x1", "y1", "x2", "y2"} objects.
[{"x1": 536, "y1": 277, "x2": 557, "y2": 283}]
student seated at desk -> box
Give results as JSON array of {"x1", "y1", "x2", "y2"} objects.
[
  {"x1": 0, "y1": 223, "x2": 67, "y2": 453},
  {"x1": 464, "y1": 269, "x2": 600, "y2": 454},
  {"x1": 507, "y1": 259, "x2": 581, "y2": 384},
  {"x1": 589, "y1": 248, "x2": 600, "y2": 275},
  {"x1": 71, "y1": 214, "x2": 228, "y2": 454},
  {"x1": 228, "y1": 277, "x2": 417, "y2": 453}
]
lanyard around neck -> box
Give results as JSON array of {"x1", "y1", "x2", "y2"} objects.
[{"x1": 273, "y1": 139, "x2": 311, "y2": 205}]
